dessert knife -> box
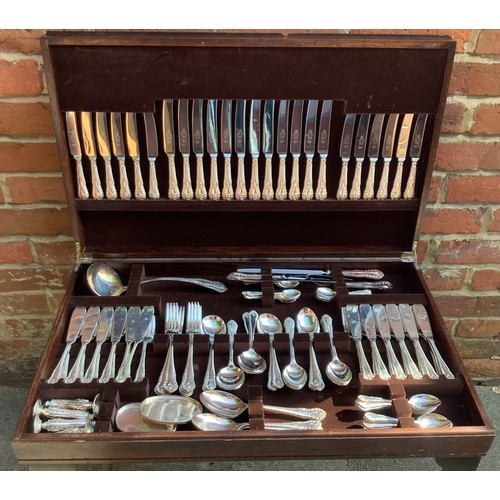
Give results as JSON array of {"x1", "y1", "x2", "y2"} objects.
[
  {"x1": 302, "y1": 100, "x2": 318, "y2": 200},
  {"x1": 110, "y1": 112, "x2": 132, "y2": 200},
  {"x1": 80, "y1": 111, "x2": 104, "y2": 199},
  {"x1": 143, "y1": 112, "x2": 160, "y2": 199},
  {"x1": 192, "y1": 99, "x2": 207, "y2": 200},
  {"x1": 349, "y1": 113, "x2": 370, "y2": 200},
  {"x1": 315, "y1": 99, "x2": 333, "y2": 200},
  {"x1": 249, "y1": 99, "x2": 262, "y2": 200},
  {"x1": 376, "y1": 113, "x2": 398, "y2": 200},
  {"x1": 162, "y1": 99, "x2": 180, "y2": 200},
  {"x1": 289, "y1": 100, "x2": 304, "y2": 200},
  {"x1": 125, "y1": 112, "x2": 146, "y2": 200},
  {"x1": 220, "y1": 99, "x2": 234, "y2": 200},
  {"x1": 206, "y1": 99, "x2": 221, "y2": 200},
  {"x1": 262, "y1": 99, "x2": 275, "y2": 200},
  {"x1": 65, "y1": 112, "x2": 89, "y2": 199},
  {"x1": 403, "y1": 113, "x2": 428, "y2": 200},
  {"x1": 337, "y1": 113, "x2": 356, "y2": 200},
  {"x1": 275, "y1": 100, "x2": 290, "y2": 200},
  {"x1": 363, "y1": 113, "x2": 384, "y2": 200},
  {"x1": 343, "y1": 305, "x2": 374, "y2": 379},
  {"x1": 390, "y1": 114, "x2": 414, "y2": 200},
  {"x1": 234, "y1": 99, "x2": 247, "y2": 200},
  {"x1": 178, "y1": 99, "x2": 194, "y2": 200},
  {"x1": 99, "y1": 305, "x2": 127, "y2": 383},
  {"x1": 95, "y1": 112, "x2": 117, "y2": 199}
]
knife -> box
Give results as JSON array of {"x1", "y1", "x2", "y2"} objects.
[
  {"x1": 143, "y1": 112, "x2": 160, "y2": 199},
  {"x1": 99, "y1": 305, "x2": 128, "y2": 383},
  {"x1": 220, "y1": 100, "x2": 234, "y2": 200},
  {"x1": 289, "y1": 100, "x2": 304, "y2": 200},
  {"x1": 249, "y1": 99, "x2": 262, "y2": 200},
  {"x1": 390, "y1": 114, "x2": 414, "y2": 200},
  {"x1": 262, "y1": 99, "x2": 275, "y2": 200},
  {"x1": 343, "y1": 305, "x2": 374, "y2": 379},
  {"x1": 110, "y1": 112, "x2": 132, "y2": 200},
  {"x1": 134, "y1": 308, "x2": 156, "y2": 383},
  {"x1": 206, "y1": 99, "x2": 221, "y2": 200},
  {"x1": 349, "y1": 113, "x2": 370, "y2": 200},
  {"x1": 315, "y1": 100, "x2": 333, "y2": 201},
  {"x1": 363, "y1": 113, "x2": 384, "y2": 200},
  {"x1": 95, "y1": 112, "x2": 117, "y2": 199},
  {"x1": 125, "y1": 112, "x2": 146, "y2": 200},
  {"x1": 275, "y1": 100, "x2": 290, "y2": 200},
  {"x1": 178, "y1": 99, "x2": 194, "y2": 200},
  {"x1": 65, "y1": 112, "x2": 89, "y2": 199},
  {"x1": 191, "y1": 99, "x2": 207, "y2": 200},
  {"x1": 376, "y1": 114, "x2": 398, "y2": 200},
  {"x1": 337, "y1": 113, "x2": 356, "y2": 200},
  {"x1": 162, "y1": 99, "x2": 180, "y2": 200},
  {"x1": 234, "y1": 99, "x2": 247, "y2": 200},
  {"x1": 115, "y1": 305, "x2": 142, "y2": 382},
  {"x1": 301, "y1": 100, "x2": 318, "y2": 200},
  {"x1": 80, "y1": 111, "x2": 104, "y2": 199},
  {"x1": 403, "y1": 113, "x2": 428, "y2": 200}
]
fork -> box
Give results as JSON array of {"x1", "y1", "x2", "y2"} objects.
[{"x1": 179, "y1": 302, "x2": 201, "y2": 396}]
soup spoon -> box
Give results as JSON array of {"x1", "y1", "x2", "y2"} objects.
[
  {"x1": 282, "y1": 317, "x2": 308, "y2": 390},
  {"x1": 257, "y1": 313, "x2": 284, "y2": 391},
  {"x1": 237, "y1": 311, "x2": 267, "y2": 374},
  {"x1": 216, "y1": 320, "x2": 245, "y2": 391}
]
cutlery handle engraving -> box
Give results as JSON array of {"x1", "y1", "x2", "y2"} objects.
[
  {"x1": 90, "y1": 159, "x2": 104, "y2": 199},
  {"x1": 337, "y1": 159, "x2": 349, "y2": 200},
  {"x1": 350, "y1": 160, "x2": 363, "y2": 200},
  {"x1": 249, "y1": 157, "x2": 260, "y2": 200},
  {"x1": 195, "y1": 156, "x2": 207, "y2": 200},
  {"x1": 376, "y1": 160, "x2": 390, "y2": 200},
  {"x1": 179, "y1": 333, "x2": 196, "y2": 395},
  {"x1": 133, "y1": 159, "x2": 146, "y2": 200},
  {"x1": 363, "y1": 160, "x2": 376, "y2": 200},
  {"x1": 75, "y1": 159, "x2": 89, "y2": 199},
  {"x1": 315, "y1": 156, "x2": 327, "y2": 200},
  {"x1": 148, "y1": 160, "x2": 160, "y2": 199},
  {"x1": 202, "y1": 338, "x2": 217, "y2": 391},
  {"x1": 390, "y1": 159, "x2": 404, "y2": 200},
  {"x1": 181, "y1": 156, "x2": 194, "y2": 200},
  {"x1": 222, "y1": 156, "x2": 234, "y2": 200},
  {"x1": 289, "y1": 156, "x2": 301, "y2": 200},
  {"x1": 275, "y1": 157, "x2": 287, "y2": 200},
  {"x1": 104, "y1": 159, "x2": 117, "y2": 200},
  {"x1": 308, "y1": 341, "x2": 326, "y2": 391},
  {"x1": 167, "y1": 156, "x2": 180, "y2": 200},
  {"x1": 209, "y1": 156, "x2": 221, "y2": 200},
  {"x1": 118, "y1": 159, "x2": 131, "y2": 200},
  {"x1": 403, "y1": 159, "x2": 417, "y2": 200},
  {"x1": 235, "y1": 157, "x2": 247, "y2": 200},
  {"x1": 302, "y1": 157, "x2": 314, "y2": 200},
  {"x1": 262, "y1": 157, "x2": 274, "y2": 200}
]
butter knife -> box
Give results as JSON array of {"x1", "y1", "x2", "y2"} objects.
[
  {"x1": 403, "y1": 113, "x2": 428, "y2": 200},
  {"x1": 65, "y1": 112, "x2": 89, "y2": 199},
  {"x1": 143, "y1": 112, "x2": 160, "y2": 199},
  {"x1": 206, "y1": 99, "x2": 221, "y2": 200},
  {"x1": 249, "y1": 99, "x2": 262, "y2": 200},
  {"x1": 350, "y1": 113, "x2": 370, "y2": 200},
  {"x1": 234, "y1": 99, "x2": 247, "y2": 200},
  {"x1": 337, "y1": 113, "x2": 356, "y2": 200},
  {"x1": 80, "y1": 111, "x2": 104, "y2": 199},
  {"x1": 125, "y1": 112, "x2": 146, "y2": 200},
  {"x1": 178, "y1": 99, "x2": 194, "y2": 200},
  {"x1": 275, "y1": 100, "x2": 289, "y2": 200},
  {"x1": 390, "y1": 114, "x2": 414, "y2": 200},
  {"x1": 262, "y1": 99, "x2": 275, "y2": 200},
  {"x1": 162, "y1": 99, "x2": 180, "y2": 200},
  {"x1": 192, "y1": 99, "x2": 207, "y2": 200},
  {"x1": 302, "y1": 100, "x2": 318, "y2": 200},
  {"x1": 343, "y1": 305, "x2": 374, "y2": 379},
  {"x1": 289, "y1": 100, "x2": 304, "y2": 200},
  {"x1": 95, "y1": 112, "x2": 117, "y2": 199},
  {"x1": 99, "y1": 305, "x2": 127, "y2": 383},
  {"x1": 220, "y1": 99, "x2": 234, "y2": 200},
  {"x1": 315, "y1": 100, "x2": 333, "y2": 200},
  {"x1": 110, "y1": 112, "x2": 131, "y2": 200},
  {"x1": 363, "y1": 113, "x2": 384, "y2": 200},
  {"x1": 376, "y1": 114, "x2": 398, "y2": 200}
]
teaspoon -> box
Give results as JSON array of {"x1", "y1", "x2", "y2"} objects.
[
  {"x1": 257, "y1": 313, "x2": 284, "y2": 391},
  {"x1": 238, "y1": 311, "x2": 267, "y2": 374},
  {"x1": 216, "y1": 319, "x2": 245, "y2": 391},
  {"x1": 201, "y1": 315, "x2": 226, "y2": 391},
  {"x1": 282, "y1": 317, "x2": 308, "y2": 390}
]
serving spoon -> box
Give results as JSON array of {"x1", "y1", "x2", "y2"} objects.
[
  {"x1": 257, "y1": 313, "x2": 284, "y2": 391},
  {"x1": 238, "y1": 311, "x2": 267, "y2": 374}
]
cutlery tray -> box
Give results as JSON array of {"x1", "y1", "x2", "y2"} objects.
[{"x1": 12, "y1": 31, "x2": 494, "y2": 470}]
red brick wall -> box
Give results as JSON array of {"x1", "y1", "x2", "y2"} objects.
[{"x1": 0, "y1": 29, "x2": 498, "y2": 381}]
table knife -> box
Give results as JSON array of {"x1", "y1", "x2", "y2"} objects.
[
  {"x1": 80, "y1": 111, "x2": 104, "y2": 199},
  {"x1": 110, "y1": 112, "x2": 131, "y2": 200},
  {"x1": 376, "y1": 113, "x2": 398, "y2": 200},
  {"x1": 349, "y1": 113, "x2": 370, "y2": 200},
  {"x1": 206, "y1": 99, "x2": 220, "y2": 200},
  {"x1": 65, "y1": 112, "x2": 89, "y2": 199},
  {"x1": 302, "y1": 100, "x2": 318, "y2": 200},
  {"x1": 162, "y1": 99, "x2": 180, "y2": 200},
  {"x1": 262, "y1": 99, "x2": 275, "y2": 200},
  {"x1": 95, "y1": 112, "x2": 117, "y2": 199},
  {"x1": 337, "y1": 113, "x2": 356, "y2": 200},
  {"x1": 143, "y1": 112, "x2": 160, "y2": 199},
  {"x1": 234, "y1": 99, "x2": 247, "y2": 200},
  {"x1": 390, "y1": 114, "x2": 414, "y2": 200},
  {"x1": 289, "y1": 100, "x2": 304, "y2": 200},
  {"x1": 192, "y1": 99, "x2": 207, "y2": 200},
  {"x1": 125, "y1": 112, "x2": 146, "y2": 200},
  {"x1": 178, "y1": 99, "x2": 194, "y2": 200},
  {"x1": 403, "y1": 113, "x2": 428, "y2": 200},
  {"x1": 116, "y1": 305, "x2": 142, "y2": 382},
  {"x1": 220, "y1": 99, "x2": 234, "y2": 200},
  {"x1": 343, "y1": 305, "x2": 374, "y2": 379},
  {"x1": 315, "y1": 100, "x2": 333, "y2": 200},
  {"x1": 275, "y1": 100, "x2": 289, "y2": 200},
  {"x1": 99, "y1": 305, "x2": 127, "y2": 383},
  {"x1": 249, "y1": 99, "x2": 262, "y2": 200},
  {"x1": 363, "y1": 113, "x2": 384, "y2": 200}
]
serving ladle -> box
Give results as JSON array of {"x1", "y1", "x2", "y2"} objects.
[
  {"x1": 238, "y1": 311, "x2": 267, "y2": 374},
  {"x1": 216, "y1": 319, "x2": 245, "y2": 391}
]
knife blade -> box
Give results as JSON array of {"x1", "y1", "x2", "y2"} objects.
[
  {"x1": 162, "y1": 99, "x2": 180, "y2": 200},
  {"x1": 289, "y1": 100, "x2": 304, "y2": 200},
  {"x1": 363, "y1": 113, "x2": 384, "y2": 200},
  {"x1": 178, "y1": 99, "x2": 194, "y2": 200},
  {"x1": 95, "y1": 112, "x2": 117, "y2": 200},
  {"x1": 262, "y1": 99, "x2": 275, "y2": 200},
  {"x1": 275, "y1": 100, "x2": 290, "y2": 200},
  {"x1": 403, "y1": 113, "x2": 428, "y2": 200},
  {"x1": 349, "y1": 113, "x2": 370, "y2": 200},
  {"x1": 301, "y1": 100, "x2": 318, "y2": 200},
  {"x1": 376, "y1": 113, "x2": 398, "y2": 200},
  {"x1": 110, "y1": 112, "x2": 131, "y2": 200},
  {"x1": 314, "y1": 100, "x2": 333, "y2": 201},
  {"x1": 248, "y1": 99, "x2": 262, "y2": 200},
  {"x1": 143, "y1": 112, "x2": 160, "y2": 199},
  {"x1": 234, "y1": 99, "x2": 247, "y2": 200},
  {"x1": 125, "y1": 112, "x2": 146, "y2": 200},
  {"x1": 192, "y1": 99, "x2": 207, "y2": 200},
  {"x1": 99, "y1": 305, "x2": 127, "y2": 383},
  {"x1": 206, "y1": 99, "x2": 221, "y2": 200},
  {"x1": 80, "y1": 112, "x2": 104, "y2": 199},
  {"x1": 65, "y1": 112, "x2": 89, "y2": 199},
  {"x1": 337, "y1": 113, "x2": 356, "y2": 200},
  {"x1": 390, "y1": 113, "x2": 414, "y2": 200},
  {"x1": 220, "y1": 99, "x2": 234, "y2": 200},
  {"x1": 134, "y1": 306, "x2": 156, "y2": 383}
]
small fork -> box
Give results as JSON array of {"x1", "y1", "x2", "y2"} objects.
[{"x1": 179, "y1": 302, "x2": 201, "y2": 396}]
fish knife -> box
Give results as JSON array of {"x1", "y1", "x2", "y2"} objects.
[
  {"x1": 249, "y1": 99, "x2": 262, "y2": 200},
  {"x1": 95, "y1": 112, "x2": 117, "y2": 199},
  {"x1": 363, "y1": 113, "x2": 384, "y2": 200},
  {"x1": 99, "y1": 306, "x2": 127, "y2": 383},
  {"x1": 275, "y1": 100, "x2": 290, "y2": 200},
  {"x1": 192, "y1": 99, "x2": 207, "y2": 200},
  {"x1": 390, "y1": 114, "x2": 414, "y2": 200},
  {"x1": 110, "y1": 112, "x2": 132, "y2": 200},
  {"x1": 289, "y1": 100, "x2": 304, "y2": 200},
  {"x1": 143, "y1": 112, "x2": 160, "y2": 199},
  {"x1": 262, "y1": 99, "x2": 275, "y2": 200},
  {"x1": 403, "y1": 113, "x2": 428, "y2": 200},
  {"x1": 65, "y1": 112, "x2": 89, "y2": 199},
  {"x1": 349, "y1": 113, "x2": 370, "y2": 200},
  {"x1": 220, "y1": 99, "x2": 234, "y2": 200},
  {"x1": 343, "y1": 305, "x2": 374, "y2": 379},
  {"x1": 125, "y1": 112, "x2": 146, "y2": 200},
  {"x1": 162, "y1": 99, "x2": 180, "y2": 200},
  {"x1": 115, "y1": 305, "x2": 142, "y2": 382},
  {"x1": 302, "y1": 100, "x2": 318, "y2": 200},
  {"x1": 315, "y1": 100, "x2": 333, "y2": 200},
  {"x1": 234, "y1": 99, "x2": 247, "y2": 200},
  {"x1": 80, "y1": 111, "x2": 104, "y2": 199},
  {"x1": 337, "y1": 113, "x2": 356, "y2": 200},
  {"x1": 376, "y1": 114, "x2": 398, "y2": 200},
  {"x1": 206, "y1": 99, "x2": 221, "y2": 200},
  {"x1": 178, "y1": 99, "x2": 194, "y2": 200}
]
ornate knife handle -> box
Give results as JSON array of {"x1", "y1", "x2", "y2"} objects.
[
  {"x1": 209, "y1": 156, "x2": 221, "y2": 200},
  {"x1": 47, "y1": 344, "x2": 72, "y2": 384},
  {"x1": 363, "y1": 160, "x2": 376, "y2": 200},
  {"x1": 195, "y1": 156, "x2": 207, "y2": 200},
  {"x1": 104, "y1": 159, "x2": 117, "y2": 200},
  {"x1": 90, "y1": 159, "x2": 104, "y2": 200},
  {"x1": 349, "y1": 159, "x2": 363, "y2": 200},
  {"x1": 167, "y1": 155, "x2": 180, "y2": 200},
  {"x1": 425, "y1": 338, "x2": 455, "y2": 379},
  {"x1": 262, "y1": 405, "x2": 326, "y2": 421},
  {"x1": 75, "y1": 158, "x2": 89, "y2": 199},
  {"x1": 222, "y1": 156, "x2": 234, "y2": 200},
  {"x1": 81, "y1": 343, "x2": 103, "y2": 383},
  {"x1": 262, "y1": 157, "x2": 274, "y2": 200},
  {"x1": 403, "y1": 159, "x2": 418, "y2": 200},
  {"x1": 390, "y1": 159, "x2": 404, "y2": 200},
  {"x1": 148, "y1": 160, "x2": 160, "y2": 199},
  {"x1": 181, "y1": 156, "x2": 194, "y2": 200},
  {"x1": 65, "y1": 344, "x2": 89, "y2": 383},
  {"x1": 368, "y1": 339, "x2": 390, "y2": 380},
  {"x1": 133, "y1": 159, "x2": 146, "y2": 200},
  {"x1": 397, "y1": 339, "x2": 423, "y2": 379},
  {"x1": 115, "y1": 342, "x2": 140, "y2": 383},
  {"x1": 275, "y1": 156, "x2": 287, "y2": 200},
  {"x1": 118, "y1": 158, "x2": 131, "y2": 200},
  {"x1": 411, "y1": 339, "x2": 439, "y2": 379},
  {"x1": 376, "y1": 160, "x2": 390, "y2": 200},
  {"x1": 235, "y1": 157, "x2": 247, "y2": 200},
  {"x1": 336, "y1": 159, "x2": 349, "y2": 200},
  {"x1": 249, "y1": 157, "x2": 261, "y2": 200},
  {"x1": 353, "y1": 338, "x2": 374, "y2": 379},
  {"x1": 289, "y1": 156, "x2": 301, "y2": 200},
  {"x1": 382, "y1": 338, "x2": 406, "y2": 379},
  {"x1": 301, "y1": 157, "x2": 314, "y2": 200},
  {"x1": 98, "y1": 343, "x2": 117, "y2": 383},
  {"x1": 315, "y1": 156, "x2": 327, "y2": 200}
]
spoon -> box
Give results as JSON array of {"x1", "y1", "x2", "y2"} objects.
[
  {"x1": 355, "y1": 393, "x2": 441, "y2": 415},
  {"x1": 316, "y1": 287, "x2": 336, "y2": 302},
  {"x1": 282, "y1": 317, "x2": 308, "y2": 390},
  {"x1": 216, "y1": 320, "x2": 245, "y2": 391},
  {"x1": 241, "y1": 289, "x2": 301, "y2": 303},
  {"x1": 257, "y1": 313, "x2": 284, "y2": 391},
  {"x1": 362, "y1": 411, "x2": 452, "y2": 428},
  {"x1": 201, "y1": 315, "x2": 226, "y2": 391},
  {"x1": 320, "y1": 314, "x2": 352, "y2": 386},
  {"x1": 237, "y1": 311, "x2": 267, "y2": 374}
]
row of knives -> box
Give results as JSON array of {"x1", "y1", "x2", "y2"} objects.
[{"x1": 65, "y1": 100, "x2": 427, "y2": 202}]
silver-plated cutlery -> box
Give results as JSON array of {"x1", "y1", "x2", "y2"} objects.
[{"x1": 125, "y1": 112, "x2": 146, "y2": 200}]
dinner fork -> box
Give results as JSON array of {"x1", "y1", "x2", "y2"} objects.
[{"x1": 179, "y1": 302, "x2": 201, "y2": 396}]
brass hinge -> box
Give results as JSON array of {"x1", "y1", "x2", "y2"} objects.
[
  {"x1": 401, "y1": 241, "x2": 418, "y2": 263},
  {"x1": 75, "y1": 241, "x2": 92, "y2": 264}
]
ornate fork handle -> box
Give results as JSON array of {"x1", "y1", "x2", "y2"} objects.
[{"x1": 140, "y1": 277, "x2": 227, "y2": 293}]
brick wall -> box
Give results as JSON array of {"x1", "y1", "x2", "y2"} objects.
[{"x1": 0, "y1": 29, "x2": 498, "y2": 382}]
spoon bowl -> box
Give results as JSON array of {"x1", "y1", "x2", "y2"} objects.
[
  {"x1": 87, "y1": 262, "x2": 126, "y2": 296},
  {"x1": 316, "y1": 287, "x2": 336, "y2": 302}
]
